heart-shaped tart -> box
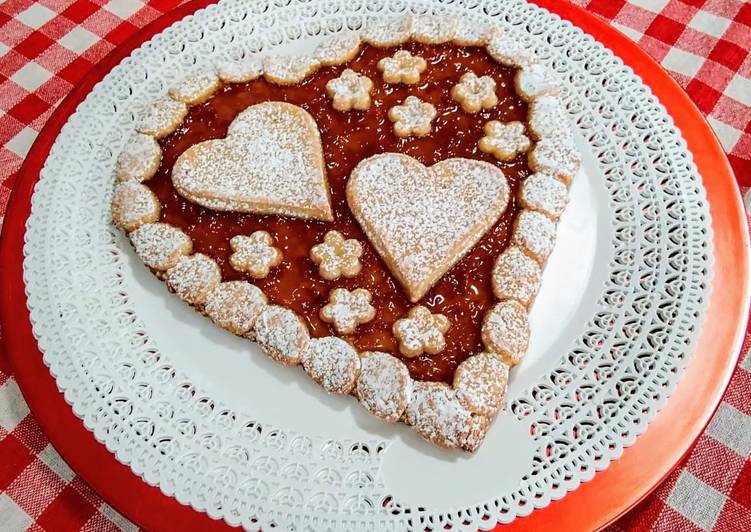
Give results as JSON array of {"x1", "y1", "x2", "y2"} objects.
[
  {"x1": 113, "y1": 15, "x2": 581, "y2": 452},
  {"x1": 348, "y1": 154, "x2": 509, "y2": 302}
]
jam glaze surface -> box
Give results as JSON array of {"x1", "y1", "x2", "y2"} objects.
[{"x1": 148, "y1": 42, "x2": 531, "y2": 384}]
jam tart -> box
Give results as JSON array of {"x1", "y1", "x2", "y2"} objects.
[{"x1": 112, "y1": 15, "x2": 581, "y2": 452}]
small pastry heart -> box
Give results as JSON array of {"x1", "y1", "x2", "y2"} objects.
[
  {"x1": 347, "y1": 153, "x2": 510, "y2": 302},
  {"x1": 172, "y1": 101, "x2": 333, "y2": 221}
]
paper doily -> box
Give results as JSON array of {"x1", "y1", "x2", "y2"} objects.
[{"x1": 23, "y1": 0, "x2": 712, "y2": 529}]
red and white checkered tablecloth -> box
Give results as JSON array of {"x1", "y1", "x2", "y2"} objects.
[{"x1": 0, "y1": 1, "x2": 749, "y2": 531}]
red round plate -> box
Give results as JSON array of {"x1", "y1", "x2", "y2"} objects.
[{"x1": 1, "y1": 1, "x2": 748, "y2": 530}]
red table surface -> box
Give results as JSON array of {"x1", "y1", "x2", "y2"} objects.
[{"x1": 0, "y1": 1, "x2": 750, "y2": 531}]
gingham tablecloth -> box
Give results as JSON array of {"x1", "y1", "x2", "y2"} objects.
[{"x1": 0, "y1": 1, "x2": 749, "y2": 531}]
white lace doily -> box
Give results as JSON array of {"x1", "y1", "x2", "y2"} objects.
[{"x1": 23, "y1": 0, "x2": 712, "y2": 530}]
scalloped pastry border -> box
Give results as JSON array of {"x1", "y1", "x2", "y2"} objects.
[{"x1": 111, "y1": 15, "x2": 581, "y2": 452}]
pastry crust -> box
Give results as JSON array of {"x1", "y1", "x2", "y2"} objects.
[
  {"x1": 135, "y1": 96, "x2": 187, "y2": 139},
  {"x1": 357, "y1": 351, "x2": 412, "y2": 422},
  {"x1": 387, "y1": 96, "x2": 437, "y2": 138},
  {"x1": 454, "y1": 353, "x2": 510, "y2": 417},
  {"x1": 166, "y1": 253, "x2": 221, "y2": 306},
  {"x1": 519, "y1": 172, "x2": 569, "y2": 220},
  {"x1": 528, "y1": 137, "x2": 582, "y2": 185},
  {"x1": 130, "y1": 223, "x2": 192, "y2": 271},
  {"x1": 320, "y1": 288, "x2": 376, "y2": 335},
  {"x1": 314, "y1": 34, "x2": 362, "y2": 66},
  {"x1": 255, "y1": 305, "x2": 309, "y2": 366},
  {"x1": 393, "y1": 306, "x2": 451, "y2": 358},
  {"x1": 362, "y1": 16, "x2": 414, "y2": 47},
  {"x1": 115, "y1": 133, "x2": 161, "y2": 183},
  {"x1": 168, "y1": 71, "x2": 221, "y2": 105},
  {"x1": 111, "y1": 181, "x2": 160, "y2": 232},
  {"x1": 478, "y1": 120, "x2": 531, "y2": 161},
  {"x1": 263, "y1": 55, "x2": 321, "y2": 85},
  {"x1": 325, "y1": 69, "x2": 373, "y2": 111},
  {"x1": 481, "y1": 301, "x2": 530, "y2": 366},
  {"x1": 310, "y1": 230, "x2": 363, "y2": 281},
  {"x1": 302, "y1": 337, "x2": 361, "y2": 395},
  {"x1": 377, "y1": 50, "x2": 427, "y2": 85},
  {"x1": 412, "y1": 15, "x2": 458, "y2": 44},
  {"x1": 404, "y1": 381, "x2": 489, "y2": 451},
  {"x1": 216, "y1": 57, "x2": 264, "y2": 83},
  {"x1": 229, "y1": 231, "x2": 283, "y2": 279},
  {"x1": 512, "y1": 209, "x2": 558, "y2": 265},
  {"x1": 491, "y1": 246, "x2": 542, "y2": 308},
  {"x1": 204, "y1": 281, "x2": 268, "y2": 335},
  {"x1": 451, "y1": 72, "x2": 498, "y2": 113},
  {"x1": 515, "y1": 63, "x2": 561, "y2": 102}
]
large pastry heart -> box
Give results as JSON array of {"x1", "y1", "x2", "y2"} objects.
[
  {"x1": 347, "y1": 153, "x2": 510, "y2": 302},
  {"x1": 172, "y1": 102, "x2": 333, "y2": 221}
]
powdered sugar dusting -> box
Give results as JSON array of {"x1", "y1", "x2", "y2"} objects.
[
  {"x1": 111, "y1": 181, "x2": 160, "y2": 232},
  {"x1": 412, "y1": 15, "x2": 457, "y2": 44},
  {"x1": 377, "y1": 50, "x2": 427, "y2": 85},
  {"x1": 519, "y1": 172, "x2": 568, "y2": 219},
  {"x1": 320, "y1": 288, "x2": 375, "y2": 335},
  {"x1": 362, "y1": 16, "x2": 413, "y2": 47},
  {"x1": 325, "y1": 69, "x2": 373, "y2": 111},
  {"x1": 387, "y1": 96, "x2": 436, "y2": 137},
  {"x1": 166, "y1": 253, "x2": 221, "y2": 306},
  {"x1": 310, "y1": 230, "x2": 363, "y2": 281},
  {"x1": 130, "y1": 223, "x2": 192, "y2": 271},
  {"x1": 217, "y1": 56, "x2": 264, "y2": 83},
  {"x1": 404, "y1": 381, "x2": 486, "y2": 450},
  {"x1": 392, "y1": 306, "x2": 450, "y2": 357},
  {"x1": 263, "y1": 55, "x2": 320, "y2": 85},
  {"x1": 481, "y1": 300, "x2": 530, "y2": 366},
  {"x1": 485, "y1": 30, "x2": 538, "y2": 68},
  {"x1": 172, "y1": 102, "x2": 333, "y2": 221},
  {"x1": 528, "y1": 95, "x2": 571, "y2": 141},
  {"x1": 512, "y1": 209, "x2": 557, "y2": 264},
  {"x1": 302, "y1": 336, "x2": 361, "y2": 394},
  {"x1": 135, "y1": 96, "x2": 187, "y2": 138},
  {"x1": 168, "y1": 71, "x2": 220, "y2": 105},
  {"x1": 115, "y1": 133, "x2": 161, "y2": 183},
  {"x1": 204, "y1": 281, "x2": 267, "y2": 335},
  {"x1": 454, "y1": 353, "x2": 509, "y2": 417},
  {"x1": 255, "y1": 305, "x2": 309, "y2": 366},
  {"x1": 452, "y1": 18, "x2": 493, "y2": 46},
  {"x1": 491, "y1": 246, "x2": 541, "y2": 308},
  {"x1": 478, "y1": 120, "x2": 531, "y2": 161},
  {"x1": 314, "y1": 34, "x2": 361, "y2": 66},
  {"x1": 451, "y1": 72, "x2": 498, "y2": 113},
  {"x1": 528, "y1": 137, "x2": 582, "y2": 185},
  {"x1": 347, "y1": 153, "x2": 510, "y2": 302},
  {"x1": 229, "y1": 231, "x2": 283, "y2": 279},
  {"x1": 356, "y1": 351, "x2": 412, "y2": 422},
  {"x1": 515, "y1": 63, "x2": 560, "y2": 101}
]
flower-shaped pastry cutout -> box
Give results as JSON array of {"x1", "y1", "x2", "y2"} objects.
[
  {"x1": 310, "y1": 230, "x2": 363, "y2": 280},
  {"x1": 325, "y1": 69, "x2": 373, "y2": 111},
  {"x1": 450, "y1": 72, "x2": 498, "y2": 113},
  {"x1": 377, "y1": 50, "x2": 427, "y2": 84},
  {"x1": 320, "y1": 288, "x2": 376, "y2": 335},
  {"x1": 229, "y1": 230, "x2": 283, "y2": 279},
  {"x1": 393, "y1": 305, "x2": 451, "y2": 357},
  {"x1": 478, "y1": 120, "x2": 531, "y2": 161},
  {"x1": 388, "y1": 96, "x2": 437, "y2": 138}
]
